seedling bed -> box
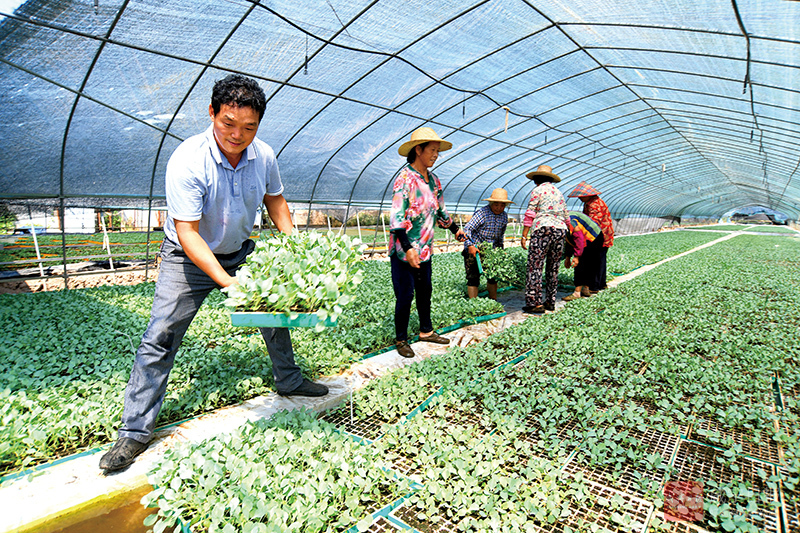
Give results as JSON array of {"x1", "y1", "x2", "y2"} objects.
[
  {"x1": 392, "y1": 503, "x2": 460, "y2": 532},
  {"x1": 366, "y1": 516, "x2": 407, "y2": 532},
  {"x1": 632, "y1": 399, "x2": 691, "y2": 436},
  {"x1": 786, "y1": 383, "x2": 800, "y2": 399},
  {"x1": 780, "y1": 481, "x2": 799, "y2": 533},
  {"x1": 671, "y1": 440, "x2": 781, "y2": 533},
  {"x1": 363, "y1": 489, "x2": 402, "y2": 517},
  {"x1": 520, "y1": 414, "x2": 583, "y2": 457},
  {"x1": 781, "y1": 381, "x2": 800, "y2": 416},
  {"x1": 388, "y1": 453, "x2": 420, "y2": 478},
  {"x1": 564, "y1": 427, "x2": 680, "y2": 497},
  {"x1": 537, "y1": 360, "x2": 569, "y2": 379},
  {"x1": 320, "y1": 409, "x2": 392, "y2": 442},
  {"x1": 389, "y1": 470, "x2": 650, "y2": 533},
  {"x1": 422, "y1": 403, "x2": 494, "y2": 439},
  {"x1": 689, "y1": 419, "x2": 781, "y2": 464},
  {"x1": 534, "y1": 478, "x2": 653, "y2": 532},
  {"x1": 655, "y1": 521, "x2": 712, "y2": 533},
  {"x1": 484, "y1": 353, "x2": 528, "y2": 373}
]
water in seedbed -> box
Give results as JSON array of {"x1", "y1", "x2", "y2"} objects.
[{"x1": 35, "y1": 486, "x2": 174, "y2": 533}]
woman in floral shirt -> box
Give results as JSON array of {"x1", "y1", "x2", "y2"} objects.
[
  {"x1": 567, "y1": 181, "x2": 614, "y2": 292},
  {"x1": 520, "y1": 165, "x2": 570, "y2": 314},
  {"x1": 389, "y1": 127, "x2": 465, "y2": 358}
]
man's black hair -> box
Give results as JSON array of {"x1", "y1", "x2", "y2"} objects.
[{"x1": 211, "y1": 74, "x2": 267, "y2": 121}]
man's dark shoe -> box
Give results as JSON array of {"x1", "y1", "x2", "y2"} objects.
[
  {"x1": 544, "y1": 302, "x2": 555, "y2": 311},
  {"x1": 278, "y1": 378, "x2": 329, "y2": 397},
  {"x1": 99, "y1": 437, "x2": 149, "y2": 473},
  {"x1": 396, "y1": 340, "x2": 415, "y2": 358},
  {"x1": 522, "y1": 305, "x2": 545, "y2": 314},
  {"x1": 418, "y1": 332, "x2": 450, "y2": 344}
]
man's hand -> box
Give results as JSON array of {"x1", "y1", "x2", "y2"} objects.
[
  {"x1": 406, "y1": 248, "x2": 421, "y2": 268},
  {"x1": 455, "y1": 229, "x2": 466, "y2": 242},
  {"x1": 571, "y1": 257, "x2": 579, "y2": 267},
  {"x1": 174, "y1": 219, "x2": 235, "y2": 287},
  {"x1": 468, "y1": 245, "x2": 478, "y2": 257}
]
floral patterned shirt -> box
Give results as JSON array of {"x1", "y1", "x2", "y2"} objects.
[
  {"x1": 522, "y1": 182, "x2": 569, "y2": 231},
  {"x1": 583, "y1": 196, "x2": 614, "y2": 247},
  {"x1": 389, "y1": 164, "x2": 454, "y2": 263}
]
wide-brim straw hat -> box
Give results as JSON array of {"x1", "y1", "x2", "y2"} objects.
[
  {"x1": 567, "y1": 181, "x2": 601, "y2": 198},
  {"x1": 398, "y1": 127, "x2": 453, "y2": 156},
  {"x1": 525, "y1": 164, "x2": 561, "y2": 182},
  {"x1": 483, "y1": 188, "x2": 514, "y2": 204}
]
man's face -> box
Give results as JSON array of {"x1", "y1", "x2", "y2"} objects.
[
  {"x1": 489, "y1": 201, "x2": 506, "y2": 215},
  {"x1": 209, "y1": 103, "x2": 260, "y2": 165}
]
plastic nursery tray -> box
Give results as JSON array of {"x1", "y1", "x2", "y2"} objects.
[{"x1": 230, "y1": 311, "x2": 337, "y2": 328}]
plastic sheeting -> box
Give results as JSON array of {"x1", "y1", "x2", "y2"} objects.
[{"x1": 0, "y1": 0, "x2": 798, "y2": 220}]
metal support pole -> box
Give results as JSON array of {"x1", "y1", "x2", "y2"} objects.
[
  {"x1": 31, "y1": 220, "x2": 44, "y2": 278},
  {"x1": 100, "y1": 215, "x2": 115, "y2": 272}
]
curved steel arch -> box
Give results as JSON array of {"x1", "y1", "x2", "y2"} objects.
[
  {"x1": 58, "y1": 0, "x2": 131, "y2": 284},
  {"x1": 1, "y1": 0, "x2": 799, "y2": 224},
  {"x1": 291, "y1": 1, "x2": 537, "y2": 225}
]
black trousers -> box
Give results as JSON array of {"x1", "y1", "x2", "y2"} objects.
[
  {"x1": 575, "y1": 233, "x2": 607, "y2": 291},
  {"x1": 391, "y1": 254, "x2": 433, "y2": 341}
]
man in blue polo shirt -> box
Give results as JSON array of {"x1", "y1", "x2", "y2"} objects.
[{"x1": 99, "y1": 75, "x2": 328, "y2": 473}]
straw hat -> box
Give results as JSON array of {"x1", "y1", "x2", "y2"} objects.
[
  {"x1": 483, "y1": 188, "x2": 514, "y2": 204},
  {"x1": 567, "y1": 181, "x2": 601, "y2": 198},
  {"x1": 398, "y1": 127, "x2": 453, "y2": 156},
  {"x1": 525, "y1": 164, "x2": 561, "y2": 182}
]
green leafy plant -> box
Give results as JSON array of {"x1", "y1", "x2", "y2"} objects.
[
  {"x1": 476, "y1": 243, "x2": 524, "y2": 286},
  {"x1": 222, "y1": 231, "x2": 366, "y2": 330},
  {"x1": 143, "y1": 409, "x2": 411, "y2": 533}
]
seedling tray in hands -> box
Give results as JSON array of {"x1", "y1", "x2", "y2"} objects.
[{"x1": 230, "y1": 311, "x2": 337, "y2": 328}]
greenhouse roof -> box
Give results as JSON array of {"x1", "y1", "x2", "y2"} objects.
[{"x1": 1, "y1": 0, "x2": 799, "y2": 220}]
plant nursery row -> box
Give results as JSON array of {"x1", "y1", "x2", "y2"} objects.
[
  {"x1": 0, "y1": 229, "x2": 744, "y2": 476},
  {"x1": 140, "y1": 232, "x2": 799, "y2": 533}
]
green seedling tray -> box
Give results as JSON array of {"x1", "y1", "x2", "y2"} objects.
[{"x1": 230, "y1": 312, "x2": 337, "y2": 328}]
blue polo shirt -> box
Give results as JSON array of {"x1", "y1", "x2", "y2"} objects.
[{"x1": 164, "y1": 125, "x2": 283, "y2": 255}]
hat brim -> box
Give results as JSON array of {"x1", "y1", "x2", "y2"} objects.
[
  {"x1": 483, "y1": 197, "x2": 514, "y2": 203},
  {"x1": 525, "y1": 170, "x2": 561, "y2": 183},
  {"x1": 398, "y1": 138, "x2": 453, "y2": 157}
]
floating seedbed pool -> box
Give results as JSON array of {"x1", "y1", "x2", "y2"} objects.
[
  {"x1": 537, "y1": 478, "x2": 653, "y2": 533},
  {"x1": 632, "y1": 399, "x2": 691, "y2": 436},
  {"x1": 320, "y1": 408, "x2": 391, "y2": 442},
  {"x1": 365, "y1": 516, "x2": 409, "y2": 532},
  {"x1": 421, "y1": 401, "x2": 494, "y2": 439},
  {"x1": 671, "y1": 440, "x2": 781, "y2": 533},
  {"x1": 689, "y1": 417, "x2": 782, "y2": 465},
  {"x1": 563, "y1": 427, "x2": 680, "y2": 498}
]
